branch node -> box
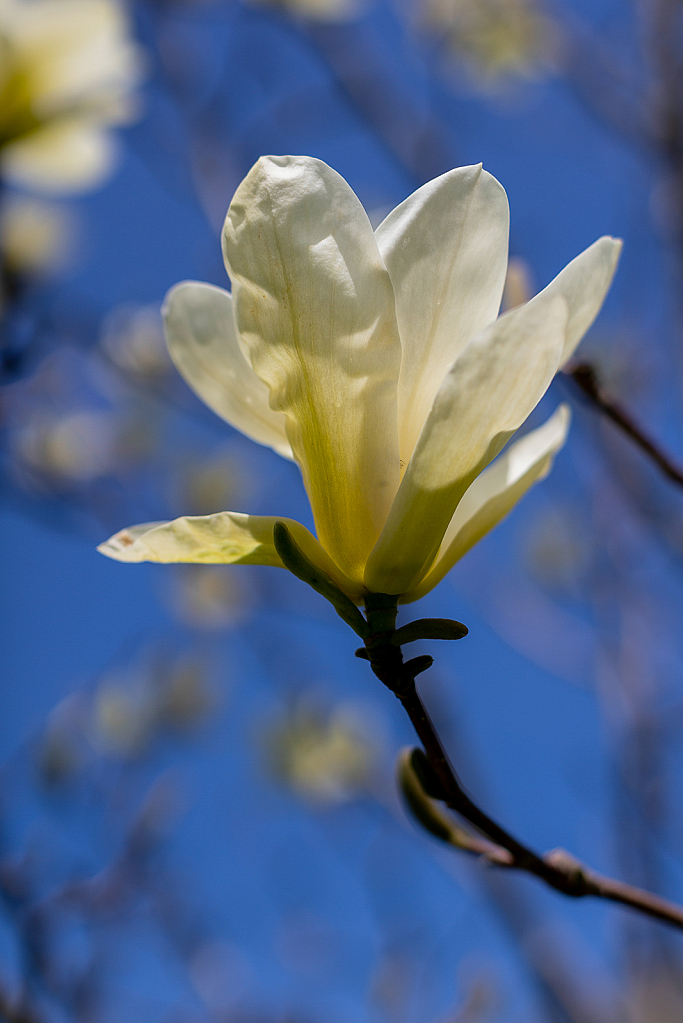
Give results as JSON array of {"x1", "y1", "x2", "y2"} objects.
[{"x1": 544, "y1": 847, "x2": 599, "y2": 896}]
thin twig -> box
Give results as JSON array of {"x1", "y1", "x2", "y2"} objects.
[
  {"x1": 565, "y1": 362, "x2": 683, "y2": 489},
  {"x1": 359, "y1": 592, "x2": 683, "y2": 932},
  {"x1": 0, "y1": 988, "x2": 40, "y2": 1023}
]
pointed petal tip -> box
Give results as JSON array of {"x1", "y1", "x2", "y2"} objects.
[
  {"x1": 537, "y1": 234, "x2": 623, "y2": 366},
  {"x1": 592, "y1": 235, "x2": 623, "y2": 273},
  {"x1": 97, "y1": 526, "x2": 148, "y2": 562},
  {"x1": 598, "y1": 234, "x2": 623, "y2": 260}
]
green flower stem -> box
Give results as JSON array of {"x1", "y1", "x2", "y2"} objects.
[{"x1": 360, "y1": 594, "x2": 683, "y2": 932}]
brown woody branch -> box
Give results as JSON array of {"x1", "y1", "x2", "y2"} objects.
[
  {"x1": 359, "y1": 592, "x2": 683, "y2": 932},
  {"x1": 565, "y1": 361, "x2": 683, "y2": 489}
]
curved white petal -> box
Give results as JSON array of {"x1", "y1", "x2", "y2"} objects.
[
  {"x1": 402, "y1": 404, "x2": 571, "y2": 603},
  {"x1": 222, "y1": 155, "x2": 402, "y2": 585},
  {"x1": 532, "y1": 236, "x2": 622, "y2": 364},
  {"x1": 364, "y1": 293, "x2": 568, "y2": 595},
  {"x1": 163, "y1": 281, "x2": 293, "y2": 460},
  {"x1": 98, "y1": 511, "x2": 363, "y2": 600},
  {"x1": 376, "y1": 164, "x2": 509, "y2": 466}
]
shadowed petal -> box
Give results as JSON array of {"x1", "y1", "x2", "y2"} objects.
[
  {"x1": 163, "y1": 281, "x2": 293, "y2": 459},
  {"x1": 364, "y1": 293, "x2": 568, "y2": 595},
  {"x1": 222, "y1": 155, "x2": 401, "y2": 585},
  {"x1": 402, "y1": 404, "x2": 571, "y2": 603},
  {"x1": 98, "y1": 512, "x2": 363, "y2": 600},
  {"x1": 376, "y1": 164, "x2": 509, "y2": 466}
]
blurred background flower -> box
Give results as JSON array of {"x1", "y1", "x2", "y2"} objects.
[
  {"x1": 99, "y1": 301, "x2": 171, "y2": 380},
  {"x1": 265, "y1": 697, "x2": 381, "y2": 803},
  {"x1": 423, "y1": 0, "x2": 557, "y2": 84},
  {"x1": 0, "y1": 0, "x2": 143, "y2": 193},
  {"x1": 0, "y1": 195, "x2": 74, "y2": 277}
]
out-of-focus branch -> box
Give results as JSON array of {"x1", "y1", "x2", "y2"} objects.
[
  {"x1": 562, "y1": 19, "x2": 651, "y2": 152},
  {"x1": 565, "y1": 361, "x2": 683, "y2": 489},
  {"x1": 0, "y1": 988, "x2": 40, "y2": 1023}
]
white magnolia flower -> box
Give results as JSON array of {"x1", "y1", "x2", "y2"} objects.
[
  {"x1": 99, "y1": 156, "x2": 620, "y2": 604},
  {"x1": 0, "y1": 0, "x2": 142, "y2": 193}
]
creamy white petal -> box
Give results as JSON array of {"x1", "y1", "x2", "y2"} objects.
[
  {"x1": 163, "y1": 281, "x2": 293, "y2": 460},
  {"x1": 531, "y1": 236, "x2": 622, "y2": 364},
  {"x1": 401, "y1": 404, "x2": 571, "y2": 603},
  {"x1": 98, "y1": 511, "x2": 364, "y2": 599},
  {"x1": 222, "y1": 155, "x2": 402, "y2": 585},
  {"x1": 364, "y1": 293, "x2": 568, "y2": 594},
  {"x1": 376, "y1": 164, "x2": 509, "y2": 466}
]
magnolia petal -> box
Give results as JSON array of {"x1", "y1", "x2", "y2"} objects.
[
  {"x1": 222, "y1": 155, "x2": 402, "y2": 585},
  {"x1": 402, "y1": 404, "x2": 571, "y2": 603},
  {"x1": 98, "y1": 511, "x2": 364, "y2": 600},
  {"x1": 364, "y1": 293, "x2": 568, "y2": 595},
  {"x1": 532, "y1": 236, "x2": 622, "y2": 365},
  {"x1": 1, "y1": 118, "x2": 115, "y2": 192},
  {"x1": 376, "y1": 164, "x2": 509, "y2": 466},
  {"x1": 163, "y1": 281, "x2": 293, "y2": 460}
]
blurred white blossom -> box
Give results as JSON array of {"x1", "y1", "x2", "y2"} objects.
[
  {"x1": 178, "y1": 450, "x2": 251, "y2": 517},
  {"x1": 16, "y1": 408, "x2": 120, "y2": 481},
  {"x1": 169, "y1": 564, "x2": 255, "y2": 629},
  {"x1": 156, "y1": 657, "x2": 214, "y2": 730},
  {"x1": 267, "y1": 700, "x2": 379, "y2": 803},
  {"x1": 0, "y1": 195, "x2": 73, "y2": 274},
  {"x1": 38, "y1": 656, "x2": 214, "y2": 782},
  {"x1": 3, "y1": 343, "x2": 163, "y2": 500},
  {"x1": 92, "y1": 672, "x2": 155, "y2": 757},
  {"x1": 425, "y1": 0, "x2": 557, "y2": 83},
  {"x1": 501, "y1": 256, "x2": 534, "y2": 311},
  {"x1": 248, "y1": 0, "x2": 362, "y2": 22},
  {"x1": 0, "y1": 0, "x2": 143, "y2": 193},
  {"x1": 100, "y1": 303, "x2": 172, "y2": 380},
  {"x1": 190, "y1": 941, "x2": 254, "y2": 1016},
  {"x1": 90, "y1": 657, "x2": 213, "y2": 758},
  {"x1": 39, "y1": 693, "x2": 89, "y2": 784},
  {"x1": 524, "y1": 505, "x2": 593, "y2": 595}
]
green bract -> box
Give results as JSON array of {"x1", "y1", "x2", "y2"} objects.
[{"x1": 99, "y1": 156, "x2": 620, "y2": 604}]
